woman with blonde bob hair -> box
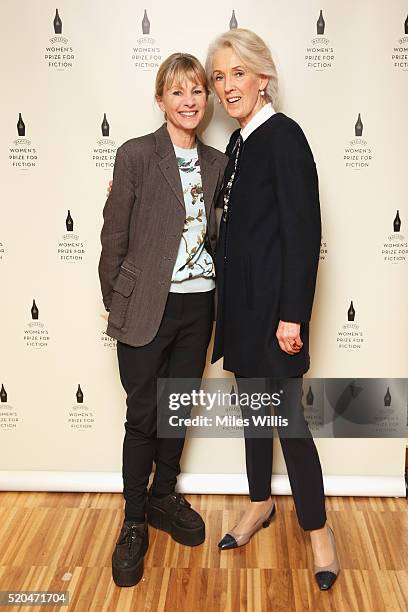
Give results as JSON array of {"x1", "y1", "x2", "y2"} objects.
[
  {"x1": 99, "y1": 52, "x2": 227, "y2": 588},
  {"x1": 206, "y1": 29, "x2": 340, "y2": 590}
]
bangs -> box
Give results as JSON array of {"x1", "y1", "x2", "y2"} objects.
[
  {"x1": 155, "y1": 53, "x2": 209, "y2": 98},
  {"x1": 164, "y1": 63, "x2": 207, "y2": 91}
]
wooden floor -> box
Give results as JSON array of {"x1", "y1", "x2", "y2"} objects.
[{"x1": 0, "y1": 492, "x2": 407, "y2": 612}]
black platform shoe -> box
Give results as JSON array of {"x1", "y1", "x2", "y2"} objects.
[
  {"x1": 146, "y1": 490, "x2": 205, "y2": 546},
  {"x1": 112, "y1": 520, "x2": 148, "y2": 587},
  {"x1": 218, "y1": 501, "x2": 276, "y2": 550}
]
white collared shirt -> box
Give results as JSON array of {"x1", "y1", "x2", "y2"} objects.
[{"x1": 240, "y1": 102, "x2": 276, "y2": 141}]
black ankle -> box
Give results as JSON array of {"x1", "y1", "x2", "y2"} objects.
[
  {"x1": 150, "y1": 490, "x2": 173, "y2": 499},
  {"x1": 125, "y1": 515, "x2": 145, "y2": 523}
]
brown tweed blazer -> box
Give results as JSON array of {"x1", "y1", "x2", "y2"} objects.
[{"x1": 98, "y1": 123, "x2": 228, "y2": 347}]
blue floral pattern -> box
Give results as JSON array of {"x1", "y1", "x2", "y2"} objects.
[{"x1": 171, "y1": 146, "x2": 215, "y2": 286}]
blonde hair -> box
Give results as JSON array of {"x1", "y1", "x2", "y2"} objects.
[
  {"x1": 205, "y1": 29, "x2": 279, "y2": 109},
  {"x1": 155, "y1": 53, "x2": 209, "y2": 99}
]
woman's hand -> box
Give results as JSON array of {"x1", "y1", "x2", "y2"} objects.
[
  {"x1": 106, "y1": 180, "x2": 113, "y2": 197},
  {"x1": 276, "y1": 320, "x2": 303, "y2": 355}
]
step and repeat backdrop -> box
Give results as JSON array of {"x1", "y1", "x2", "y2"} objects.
[{"x1": 1, "y1": 0, "x2": 407, "y2": 495}]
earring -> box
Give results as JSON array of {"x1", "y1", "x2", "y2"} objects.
[
  {"x1": 217, "y1": 98, "x2": 221, "y2": 104},
  {"x1": 260, "y1": 90, "x2": 265, "y2": 96}
]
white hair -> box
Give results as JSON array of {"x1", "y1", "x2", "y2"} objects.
[{"x1": 205, "y1": 28, "x2": 279, "y2": 109}]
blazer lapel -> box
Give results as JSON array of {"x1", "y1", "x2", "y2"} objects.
[
  {"x1": 158, "y1": 156, "x2": 185, "y2": 210},
  {"x1": 154, "y1": 123, "x2": 221, "y2": 216},
  {"x1": 155, "y1": 124, "x2": 185, "y2": 210}
]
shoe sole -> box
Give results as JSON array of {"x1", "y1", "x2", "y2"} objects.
[
  {"x1": 147, "y1": 504, "x2": 205, "y2": 546},
  {"x1": 112, "y1": 536, "x2": 148, "y2": 587},
  {"x1": 112, "y1": 555, "x2": 144, "y2": 587}
]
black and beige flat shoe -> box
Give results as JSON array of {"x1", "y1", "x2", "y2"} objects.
[
  {"x1": 218, "y1": 501, "x2": 276, "y2": 550},
  {"x1": 314, "y1": 525, "x2": 340, "y2": 590}
]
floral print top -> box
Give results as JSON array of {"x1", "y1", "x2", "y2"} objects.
[{"x1": 170, "y1": 144, "x2": 215, "y2": 293}]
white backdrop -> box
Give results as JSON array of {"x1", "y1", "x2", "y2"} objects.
[{"x1": 1, "y1": 0, "x2": 407, "y2": 496}]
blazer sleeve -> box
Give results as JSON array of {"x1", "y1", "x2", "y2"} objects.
[
  {"x1": 98, "y1": 144, "x2": 136, "y2": 311},
  {"x1": 272, "y1": 122, "x2": 321, "y2": 323}
]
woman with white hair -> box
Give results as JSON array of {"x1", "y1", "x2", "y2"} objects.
[{"x1": 206, "y1": 28, "x2": 340, "y2": 590}]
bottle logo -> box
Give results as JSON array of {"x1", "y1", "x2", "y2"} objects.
[
  {"x1": 344, "y1": 113, "x2": 373, "y2": 169},
  {"x1": 132, "y1": 10, "x2": 162, "y2": 71},
  {"x1": 354, "y1": 113, "x2": 363, "y2": 137},
  {"x1": 384, "y1": 387, "x2": 392, "y2": 407},
  {"x1": 347, "y1": 300, "x2": 355, "y2": 322},
  {"x1": 54, "y1": 8, "x2": 62, "y2": 34},
  {"x1": 17, "y1": 113, "x2": 25, "y2": 137},
  {"x1": 229, "y1": 10, "x2": 238, "y2": 30},
  {"x1": 10, "y1": 114, "x2": 38, "y2": 170},
  {"x1": 302, "y1": 381, "x2": 324, "y2": 430},
  {"x1": 382, "y1": 210, "x2": 407, "y2": 264},
  {"x1": 65, "y1": 210, "x2": 73, "y2": 232},
  {"x1": 392, "y1": 15, "x2": 408, "y2": 70},
  {"x1": 393, "y1": 210, "x2": 401, "y2": 232},
  {"x1": 76, "y1": 384, "x2": 84, "y2": 404},
  {"x1": 24, "y1": 299, "x2": 50, "y2": 349},
  {"x1": 306, "y1": 386, "x2": 314, "y2": 406},
  {"x1": 31, "y1": 299, "x2": 39, "y2": 320},
  {"x1": 337, "y1": 299, "x2": 365, "y2": 351},
  {"x1": 45, "y1": 9, "x2": 75, "y2": 71},
  {"x1": 58, "y1": 210, "x2": 85, "y2": 263},
  {"x1": 305, "y1": 10, "x2": 334, "y2": 71},
  {"x1": 68, "y1": 384, "x2": 95, "y2": 430},
  {"x1": 142, "y1": 9, "x2": 150, "y2": 34},
  {"x1": 0, "y1": 385, "x2": 20, "y2": 430},
  {"x1": 0, "y1": 384, "x2": 7, "y2": 403},
  {"x1": 316, "y1": 9, "x2": 325, "y2": 35},
  {"x1": 101, "y1": 114, "x2": 109, "y2": 137}
]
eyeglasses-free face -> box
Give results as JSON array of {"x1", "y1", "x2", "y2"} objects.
[
  {"x1": 212, "y1": 47, "x2": 268, "y2": 128},
  {"x1": 156, "y1": 78, "x2": 208, "y2": 135}
]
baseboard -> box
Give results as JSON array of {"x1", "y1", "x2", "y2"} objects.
[{"x1": 0, "y1": 472, "x2": 405, "y2": 497}]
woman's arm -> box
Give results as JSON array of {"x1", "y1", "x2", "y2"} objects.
[
  {"x1": 273, "y1": 121, "x2": 322, "y2": 325},
  {"x1": 98, "y1": 144, "x2": 136, "y2": 311}
]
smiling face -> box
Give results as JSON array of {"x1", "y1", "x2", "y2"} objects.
[
  {"x1": 156, "y1": 78, "x2": 207, "y2": 136},
  {"x1": 212, "y1": 46, "x2": 268, "y2": 128}
]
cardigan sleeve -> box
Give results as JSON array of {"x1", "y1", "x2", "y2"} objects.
[{"x1": 272, "y1": 121, "x2": 321, "y2": 323}]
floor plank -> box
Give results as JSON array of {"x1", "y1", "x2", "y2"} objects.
[{"x1": 0, "y1": 493, "x2": 406, "y2": 611}]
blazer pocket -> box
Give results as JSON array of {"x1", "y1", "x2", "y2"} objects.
[{"x1": 109, "y1": 268, "x2": 140, "y2": 329}]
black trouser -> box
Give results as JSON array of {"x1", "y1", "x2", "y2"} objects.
[
  {"x1": 235, "y1": 376, "x2": 327, "y2": 531},
  {"x1": 117, "y1": 290, "x2": 214, "y2": 522}
]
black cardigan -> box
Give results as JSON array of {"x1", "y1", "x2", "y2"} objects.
[{"x1": 211, "y1": 112, "x2": 321, "y2": 378}]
